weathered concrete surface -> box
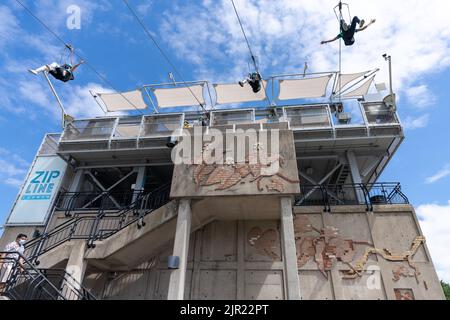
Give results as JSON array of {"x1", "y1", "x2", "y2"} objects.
[
  {"x1": 171, "y1": 130, "x2": 300, "y2": 198},
  {"x1": 167, "y1": 199, "x2": 192, "y2": 300},
  {"x1": 294, "y1": 204, "x2": 445, "y2": 300},
  {"x1": 191, "y1": 195, "x2": 283, "y2": 220},
  {"x1": 97, "y1": 220, "x2": 286, "y2": 300},
  {"x1": 64, "y1": 241, "x2": 88, "y2": 299},
  {"x1": 35, "y1": 242, "x2": 73, "y2": 269},
  {"x1": 85, "y1": 200, "x2": 216, "y2": 270},
  {"x1": 280, "y1": 197, "x2": 301, "y2": 300}
]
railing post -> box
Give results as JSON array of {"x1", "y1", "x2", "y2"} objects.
[
  {"x1": 320, "y1": 185, "x2": 330, "y2": 212},
  {"x1": 361, "y1": 184, "x2": 372, "y2": 212}
]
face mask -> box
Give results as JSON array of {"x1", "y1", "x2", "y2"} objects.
[{"x1": 19, "y1": 239, "x2": 26, "y2": 245}]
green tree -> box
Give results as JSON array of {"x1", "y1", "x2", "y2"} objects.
[{"x1": 441, "y1": 281, "x2": 450, "y2": 300}]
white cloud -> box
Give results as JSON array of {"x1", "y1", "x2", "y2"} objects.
[
  {"x1": 159, "y1": 0, "x2": 450, "y2": 97},
  {"x1": 417, "y1": 201, "x2": 450, "y2": 283},
  {"x1": 0, "y1": 148, "x2": 29, "y2": 189},
  {"x1": 426, "y1": 164, "x2": 450, "y2": 184},
  {"x1": 406, "y1": 85, "x2": 437, "y2": 109},
  {"x1": 0, "y1": 5, "x2": 19, "y2": 48},
  {"x1": 32, "y1": 0, "x2": 111, "y2": 31},
  {"x1": 62, "y1": 82, "x2": 112, "y2": 118},
  {"x1": 402, "y1": 114, "x2": 429, "y2": 130}
]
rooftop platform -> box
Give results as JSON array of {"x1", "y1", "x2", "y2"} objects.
[{"x1": 41, "y1": 98, "x2": 403, "y2": 186}]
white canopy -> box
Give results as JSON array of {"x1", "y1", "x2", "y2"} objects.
[
  {"x1": 214, "y1": 81, "x2": 267, "y2": 105},
  {"x1": 96, "y1": 89, "x2": 148, "y2": 112},
  {"x1": 334, "y1": 71, "x2": 368, "y2": 93},
  {"x1": 152, "y1": 84, "x2": 205, "y2": 108},
  {"x1": 342, "y1": 75, "x2": 376, "y2": 98},
  {"x1": 278, "y1": 75, "x2": 333, "y2": 100}
]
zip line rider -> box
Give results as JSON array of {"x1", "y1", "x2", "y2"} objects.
[
  {"x1": 321, "y1": 17, "x2": 376, "y2": 46},
  {"x1": 239, "y1": 72, "x2": 262, "y2": 93},
  {"x1": 29, "y1": 60, "x2": 85, "y2": 82}
]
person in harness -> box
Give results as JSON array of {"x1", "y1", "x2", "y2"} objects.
[
  {"x1": 321, "y1": 17, "x2": 376, "y2": 46},
  {"x1": 29, "y1": 60, "x2": 84, "y2": 82},
  {"x1": 239, "y1": 72, "x2": 262, "y2": 93}
]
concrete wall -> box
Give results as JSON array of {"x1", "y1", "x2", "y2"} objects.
[
  {"x1": 83, "y1": 204, "x2": 444, "y2": 300},
  {"x1": 90, "y1": 220, "x2": 286, "y2": 300},
  {"x1": 294, "y1": 205, "x2": 445, "y2": 300}
]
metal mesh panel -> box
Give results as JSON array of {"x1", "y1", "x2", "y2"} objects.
[
  {"x1": 335, "y1": 127, "x2": 368, "y2": 138},
  {"x1": 369, "y1": 126, "x2": 402, "y2": 137},
  {"x1": 61, "y1": 118, "x2": 117, "y2": 142},
  {"x1": 141, "y1": 115, "x2": 183, "y2": 138},
  {"x1": 363, "y1": 103, "x2": 399, "y2": 125},
  {"x1": 211, "y1": 110, "x2": 254, "y2": 126},
  {"x1": 38, "y1": 134, "x2": 61, "y2": 156},
  {"x1": 285, "y1": 106, "x2": 331, "y2": 129},
  {"x1": 293, "y1": 129, "x2": 334, "y2": 140}
]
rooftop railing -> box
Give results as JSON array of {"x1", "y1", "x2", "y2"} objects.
[
  {"x1": 57, "y1": 102, "x2": 402, "y2": 148},
  {"x1": 294, "y1": 182, "x2": 409, "y2": 212}
]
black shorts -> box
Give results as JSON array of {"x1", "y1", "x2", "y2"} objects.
[{"x1": 49, "y1": 67, "x2": 74, "y2": 82}]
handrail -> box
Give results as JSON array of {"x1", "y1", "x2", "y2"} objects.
[
  {"x1": 24, "y1": 182, "x2": 172, "y2": 263},
  {"x1": 294, "y1": 182, "x2": 409, "y2": 212},
  {"x1": 0, "y1": 252, "x2": 94, "y2": 300}
]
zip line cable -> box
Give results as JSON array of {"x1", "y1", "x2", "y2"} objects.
[
  {"x1": 230, "y1": 0, "x2": 257, "y2": 70},
  {"x1": 15, "y1": 0, "x2": 144, "y2": 115},
  {"x1": 122, "y1": 0, "x2": 207, "y2": 113},
  {"x1": 230, "y1": 0, "x2": 273, "y2": 107}
]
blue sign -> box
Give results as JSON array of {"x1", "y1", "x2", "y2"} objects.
[
  {"x1": 7, "y1": 156, "x2": 68, "y2": 225},
  {"x1": 22, "y1": 170, "x2": 61, "y2": 200}
]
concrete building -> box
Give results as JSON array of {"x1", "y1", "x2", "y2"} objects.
[{"x1": 0, "y1": 71, "x2": 445, "y2": 300}]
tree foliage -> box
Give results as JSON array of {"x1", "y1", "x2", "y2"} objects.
[{"x1": 441, "y1": 281, "x2": 450, "y2": 300}]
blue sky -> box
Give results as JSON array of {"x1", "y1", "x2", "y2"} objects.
[{"x1": 0, "y1": 0, "x2": 450, "y2": 281}]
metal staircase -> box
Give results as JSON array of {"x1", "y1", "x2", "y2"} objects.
[
  {"x1": 0, "y1": 252, "x2": 95, "y2": 300},
  {"x1": 1, "y1": 182, "x2": 172, "y2": 300},
  {"x1": 25, "y1": 182, "x2": 172, "y2": 262}
]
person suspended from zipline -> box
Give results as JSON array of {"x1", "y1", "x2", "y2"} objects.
[
  {"x1": 321, "y1": 17, "x2": 376, "y2": 46},
  {"x1": 29, "y1": 60, "x2": 85, "y2": 82},
  {"x1": 29, "y1": 44, "x2": 84, "y2": 82},
  {"x1": 239, "y1": 72, "x2": 262, "y2": 93}
]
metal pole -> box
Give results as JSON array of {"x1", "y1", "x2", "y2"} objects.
[
  {"x1": 388, "y1": 56, "x2": 393, "y2": 97},
  {"x1": 43, "y1": 71, "x2": 67, "y2": 128}
]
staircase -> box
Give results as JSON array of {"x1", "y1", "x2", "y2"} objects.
[
  {"x1": 0, "y1": 253, "x2": 95, "y2": 300},
  {"x1": 25, "y1": 182, "x2": 171, "y2": 263},
  {"x1": 335, "y1": 164, "x2": 351, "y2": 185},
  {"x1": 1, "y1": 182, "x2": 172, "y2": 300}
]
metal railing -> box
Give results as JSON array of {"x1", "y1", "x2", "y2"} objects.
[
  {"x1": 54, "y1": 190, "x2": 144, "y2": 216},
  {"x1": 0, "y1": 252, "x2": 95, "y2": 300},
  {"x1": 24, "y1": 182, "x2": 172, "y2": 263},
  {"x1": 294, "y1": 182, "x2": 409, "y2": 212}
]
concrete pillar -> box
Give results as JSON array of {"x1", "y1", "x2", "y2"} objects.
[
  {"x1": 64, "y1": 241, "x2": 87, "y2": 300},
  {"x1": 280, "y1": 197, "x2": 301, "y2": 300},
  {"x1": 167, "y1": 199, "x2": 192, "y2": 300},
  {"x1": 132, "y1": 167, "x2": 146, "y2": 202},
  {"x1": 346, "y1": 151, "x2": 365, "y2": 203}
]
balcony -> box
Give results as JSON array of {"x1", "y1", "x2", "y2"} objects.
[
  {"x1": 294, "y1": 182, "x2": 409, "y2": 212},
  {"x1": 56, "y1": 101, "x2": 401, "y2": 151}
]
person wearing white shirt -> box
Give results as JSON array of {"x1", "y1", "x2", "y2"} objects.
[{"x1": 0, "y1": 234, "x2": 28, "y2": 292}]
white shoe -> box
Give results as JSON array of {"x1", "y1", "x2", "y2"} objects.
[
  {"x1": 239, "y1": 81, "x2": 244, "y2": 87},
  {"x1": 28, "y1": 69, "x2": 38, "y2": 75}
]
